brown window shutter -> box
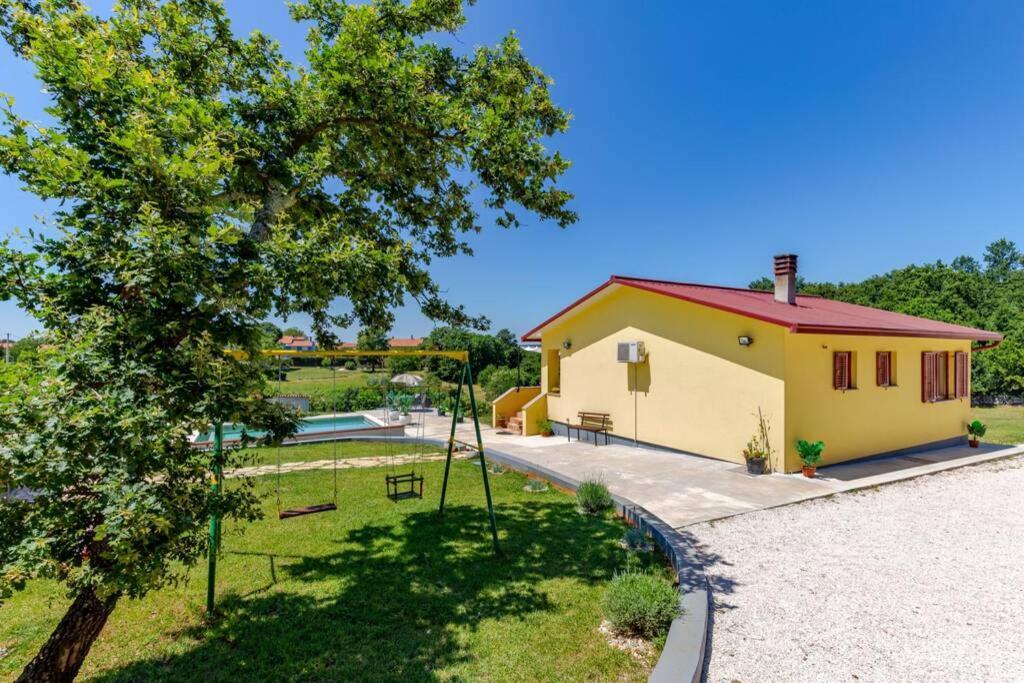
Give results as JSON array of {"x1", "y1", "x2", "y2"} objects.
[
  {"x1": 939, "y1": 351, "x2": 950, "y2": 398},
  {"x1": 833, "y1": 351, "x2": 850, "y2": 390},
  {"x1": 876, "y1": 351, "x2": 891, "y2": 386},
  {"x1": 921, "y1": 351, "x2": 935, "y2": 402},
  {"x1": 954, "y1": 352, "x2": 968, "y2": 398}
]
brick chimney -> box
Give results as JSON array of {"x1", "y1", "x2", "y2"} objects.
[{"x1": 773, "y1": 254, "x2": 798, "y2": 305}]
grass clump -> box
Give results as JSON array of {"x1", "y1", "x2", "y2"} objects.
[
  {"x1": 602, "y1": 571, "x2": 680, "y2": 639},
  {"x1": 524, "y1": 478, "x2": 549, "y2": 492},
  {"x1": 576, "y1": 478, "x2": 613, "y2": 515}
]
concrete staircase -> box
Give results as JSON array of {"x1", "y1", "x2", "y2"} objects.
[{"x1": 506, "y1": 415, "x2": 523, "y2": 435}]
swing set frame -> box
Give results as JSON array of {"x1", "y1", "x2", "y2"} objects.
[{"x1": 206, "y1": 348, "x2": 499, "y2": 613}]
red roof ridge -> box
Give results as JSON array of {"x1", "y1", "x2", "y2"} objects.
[{"x1": 611, "y1": 274, "x2": 825, "y2": 299}]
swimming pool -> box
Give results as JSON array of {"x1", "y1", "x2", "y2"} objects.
[{"x1": 195, "y1": 414, "x2": 399, "y2": 444}]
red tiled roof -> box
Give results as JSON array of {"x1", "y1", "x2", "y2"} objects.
[
  {"x1": 336, "y1": 338, "x2": 423, "y2": 349},
  {"x1": 389, "y1": 337, "x2": 423, "y2": 348},
  {"x1": 278, "y1": 335, "x2": 315, "y2": 348},
  {"x1": 522, "y1": 276, "x2": 1003, "y2": 343}
]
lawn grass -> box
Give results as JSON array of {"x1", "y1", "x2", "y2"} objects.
[
  {"x1": 0, "y1": 462, "x2": 667, "y2": 682},
  {"x1": 972, "y1": 405, "x2": 1024, "y2": 445},
  {"x1": 273, "y1": 366, "x2": 379, "y2": 395},
  {"x1": 244, "y1": 439, "x2": 447, "y2": 466}
]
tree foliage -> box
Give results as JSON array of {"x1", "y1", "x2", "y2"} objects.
[
  {"x1": 750, "y1": 239, "x2": 1023, "y2": 399},
  {"x1": 421, "y1": 326, "x2": 521, "y2": 381},
  {"x1": 0, "y1": 0, "x2": 573, "y2": 676},
  {"x1": 356, "y1": 326, "x2": 389, "y2": 371}
]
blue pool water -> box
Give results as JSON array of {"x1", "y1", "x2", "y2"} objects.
[{"x1": 197, "y1": 415, "x2": 379, "y2": 442}]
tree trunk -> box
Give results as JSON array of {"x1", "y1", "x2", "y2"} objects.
[{"x1": 17, "y1": 587, "x2": 119, "y2": 683}]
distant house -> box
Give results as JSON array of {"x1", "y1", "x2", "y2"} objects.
[
  {"x1": 278, "y1": 335, "x2": 317, "y2": 351},
  {"x1": 388, "y1": 336, "x2": 424, "y2": 349},
  {"x1": 338, "y1": 336, "x2": 424, "y2": 349},
  {"x1": 503, "y1": 254, "x2": 1003, "y2": 472}
]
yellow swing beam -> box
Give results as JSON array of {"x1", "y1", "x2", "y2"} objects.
[{"x1": 227, "y1": 348, "x2": 469, "y2": 362}]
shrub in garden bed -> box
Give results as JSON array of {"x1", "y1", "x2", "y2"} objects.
[
  {"x1": 620, "y1": 527, "x2": 650, "y2": 552},
  {"x1": 603, "y1": 571, "x2": 680, "y2": 639},
  {"x1": 576, "y1": 478, "x2": 614, "y2": 515}
]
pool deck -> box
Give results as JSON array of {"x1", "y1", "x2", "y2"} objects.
[{"x1": 410, "y1": 411, "x2": 1024, "y2": 529}]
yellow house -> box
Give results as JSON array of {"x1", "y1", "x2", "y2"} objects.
[{"x1": 505, "y1": 254, "x2": 1003, "y2": 473}]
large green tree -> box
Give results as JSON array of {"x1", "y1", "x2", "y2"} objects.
[{"x1": 0, "y1": 0, "x2": 574, "y2": 679}]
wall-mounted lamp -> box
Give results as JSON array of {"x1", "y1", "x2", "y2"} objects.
[
  {"x1": 738, "y1": 336, "x2": 754, "y2": 347},
  {"x1": 562, "y1": 339, "x2": 572, "y2": 350}
]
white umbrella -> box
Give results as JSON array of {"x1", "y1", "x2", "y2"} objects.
[{"x1": 389, "y1": 373, "x2": 423, "y2": 387}]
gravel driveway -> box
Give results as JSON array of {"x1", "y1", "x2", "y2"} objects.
[{"x1": 690, "y1": 456, "x2": 1024, "y2": 682}]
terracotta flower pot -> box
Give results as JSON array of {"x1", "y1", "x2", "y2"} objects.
[
  {"x1": 968, "y1": 439, "x2": 980, "y2": 448},
  {"x1": 802, "y1": 465, "x2": 816, "y2": 478},
  {"x1": 540, "y1": 431, "x2": 553, "y2": 437}
]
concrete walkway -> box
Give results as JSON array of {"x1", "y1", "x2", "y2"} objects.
[
  {"x1": 412, "y1": 411, "x2": 1024, "y2": 528},
  {"x1": 224, "y1": 451, "x2": 470, "y2": 479}
]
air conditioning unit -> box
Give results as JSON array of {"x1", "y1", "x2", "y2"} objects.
[{"x1": 616, "y1": 341, "x2": 646, "y2": 363}]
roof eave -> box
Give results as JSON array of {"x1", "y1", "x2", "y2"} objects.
[{"x1": 789, "y1": 324, "x2": 1004, "y2": 342}]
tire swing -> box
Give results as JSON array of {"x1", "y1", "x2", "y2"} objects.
[{"x1": 275, "y1": 355, "x2": 339, "y2": 519}]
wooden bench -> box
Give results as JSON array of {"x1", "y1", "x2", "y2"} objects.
[{"x1": 568, "y1": 411, "x2": 611, "y2": 446}]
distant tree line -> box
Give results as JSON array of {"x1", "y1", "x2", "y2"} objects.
[{"x1": 750, "y1": 238, "x2": 1023, "y2": 402}]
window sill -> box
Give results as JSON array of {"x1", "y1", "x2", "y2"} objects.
[{"x1": 547, "y1": 391, "x2": 561, "y2": 397}]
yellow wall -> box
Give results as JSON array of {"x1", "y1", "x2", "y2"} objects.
[
  {"x1": 491, "y1": 386, "x2": 541, "y2": 428},
  {"x1": 521, "y1": 392, "x2": 549, "y2": 436},
  {"x1": 783, "y1": 334, "x2": 971, "y2": 471},
  {"x1": 538, "y1": 284, "x2": 975, "y2": 472},
  {"x1": 541, "y1": 285, "x2": 788, "y2": 469}
]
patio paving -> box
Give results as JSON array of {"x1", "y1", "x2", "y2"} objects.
[{"x1": 413, "y1": 412, "x2": 1024, "y2": 528}]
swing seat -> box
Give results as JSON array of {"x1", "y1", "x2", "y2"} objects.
[
  {"x1": 278, "y1": 502, "x2": 337, "y2": 519},
  {"x1": 385, "y1": 471, "x2": 424, "y2": 502}
]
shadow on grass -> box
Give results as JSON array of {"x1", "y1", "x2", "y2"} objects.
[{"x1": 96, "y1": 500, "x2": 635, "y2": 682}]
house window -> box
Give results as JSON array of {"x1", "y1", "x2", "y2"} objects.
[
  {"x1": 954, "y1": 351, "x2": 969, "y2": 399},
  {"x1": 546, "y1": 349, "x2": 561, "y2": 394},
  {"x1": 921, "y1": 351, "x2": 954, "y2": 402},
  {"x1": 833, "y1": 351, "x2": 854, "y2": 390},
  {"x1": 876, "y1": 351, "x2": 895, "y2": 387}
]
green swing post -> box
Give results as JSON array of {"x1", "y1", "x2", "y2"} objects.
[
  {"x1": 206, "y1": 423, "x2": 223, "y2": 614},
  {"x1": 438, "y1": 363, "x2": 465, "y2": 514},
  {"x1": 438, "y1": 361, "x2": 500, "y2": 554}
]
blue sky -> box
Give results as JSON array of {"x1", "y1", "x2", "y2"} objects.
[{"x1": 2, "y1": 0, "x2": 1023, "y2": 340}]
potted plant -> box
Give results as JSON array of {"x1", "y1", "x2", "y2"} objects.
[
  {"x1": 742, "y1": 408, "x2": 773, "y2": 475},
  {"x1": 537, "y1": 418, "x2": 554, "y2": 437},
  {"x1": 742, "y1": 438, "x2": 767, "y2": 475},
  {"x1": 436, "y1": 395, "x2": 450, "y2": 417},
  {"x1": 384, "y1": 391, "x2": 401, "y2": 422},
  {"x1": 795, "y1": 439, "x2": 825, "y2": 478},
  {"x1": 967, "y1": 419, "x2": 987, "y2": 448},
  {"x1": 395, "y1": 392, "x2": 414, "y2": 426}
]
